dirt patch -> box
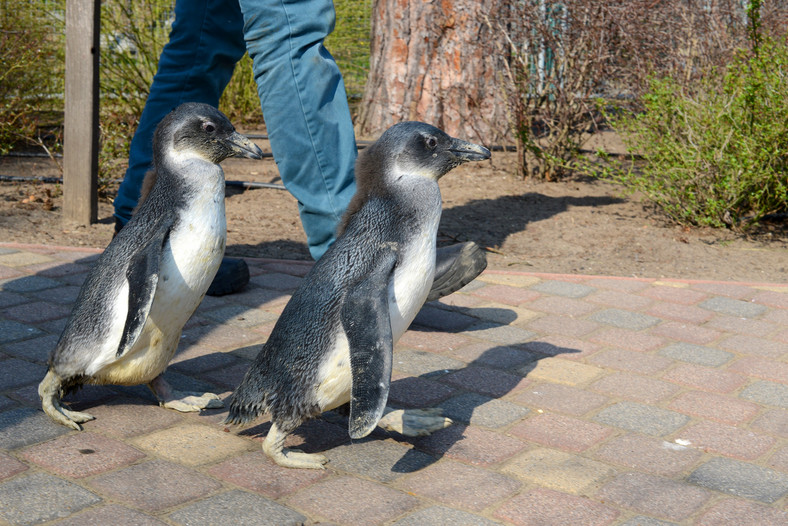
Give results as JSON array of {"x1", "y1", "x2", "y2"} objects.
[{"x1": 1, "y1": 137, "x2": 786, "y2": 283}]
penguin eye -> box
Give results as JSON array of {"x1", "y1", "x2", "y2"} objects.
[
  {"x1": 425, "y1": 136, "x2": 438, "y2": 149},
  {"x1": 202, "y1": 122, "x2": 216, "y2": 133}
]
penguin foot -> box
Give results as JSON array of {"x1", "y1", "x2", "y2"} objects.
[
  {"x1": 39, "y1": 371, "x2": 95, "y2": 430},
  {"x1": 378, "y1": 407, "x2": 453, "y2": 437},
  {"x1": 148, "y1": 376, "x2": 223, "y2": 412},
  {"x1": 262, "y1": 422, "x2": 328, "y2": 469}
]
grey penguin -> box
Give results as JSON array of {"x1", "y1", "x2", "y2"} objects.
[
  {"x1": 39, "y1": 102, "x2": 264, "y2": 430},
  {"x1": 226, "y1": 121, "x2": 491, "y2": 469}
]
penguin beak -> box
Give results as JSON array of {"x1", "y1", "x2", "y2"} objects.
[
  {"x1": 448, "y1": 137, "x2": 492, "y2": 162},
  {"x1": 224, "y1": 131, "x2": 265, "y2": 160}
]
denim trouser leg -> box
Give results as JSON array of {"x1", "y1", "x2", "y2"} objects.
[
  {"x1": 240, "y1": 0, "x2": 357, "y2": 260},
  {"x1": 113, "y1": 0, "x2": 246, "y2": 225}
]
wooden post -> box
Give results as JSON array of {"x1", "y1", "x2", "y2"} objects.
[{"x1": 63, "y1": 0, "x2": 100, "y2": 225}]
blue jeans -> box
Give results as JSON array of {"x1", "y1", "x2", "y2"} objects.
[{"x1": 113, "y1": 0, "x2": 357, "y2": 260}]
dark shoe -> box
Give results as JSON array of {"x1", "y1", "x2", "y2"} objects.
[
  {"x1": 207, "y1": 257, "x2": 250, "y2": 296},
  {"x1": 427, "y1": 242, "x2": 487, "y2": 302}
]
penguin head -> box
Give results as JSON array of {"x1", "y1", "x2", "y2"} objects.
[
  {"x1": 155, "y1": 102, "x2": 264, "y2": 164},
  {"x1": 367, "y1": 121, "x2": 491, "y2": 182}
]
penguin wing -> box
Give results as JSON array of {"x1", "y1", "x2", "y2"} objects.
[
  {"x1": 116, "y1": 220, "x2": 172, "y2": 357},
  {"x1": 341, "y1": 248, "x2": 398, "y2": 439}
]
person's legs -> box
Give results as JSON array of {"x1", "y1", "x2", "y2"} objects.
[
  {"x1": 239, "y1": 0, "x2": 357, "y2": 260},
  {"x1": 113, "y1": 0, "x2": 247, "y2": 226}
]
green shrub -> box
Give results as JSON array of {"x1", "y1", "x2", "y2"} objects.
[{"x1": 600, "y1": 37, "x2": 788, "y2": 229}]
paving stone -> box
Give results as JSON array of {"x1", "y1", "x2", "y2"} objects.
[
  {"x1": 587, "y1": 289, "x2": 654, "y2": 310},
  {"x1": 0, "y1": 290, "x2": 28, "y2": 308},
  {"x1": 707, "y1": 315, "x2": 779, "y2": 338},
  {"x1": 0, "y1": 275, "x2": 62, "y2": 292},
  {"x1": 520, "y1": 335, "x2": 602, "y2": 360},
  {"x1": 0, "y1": 251, "x2": 54, "y2": 267},
  {"x1": 676, "y1": 420, "x2": 775, "y2": 461},
  {"x1": 730, "y1": 356, "x2": 788, "y2": 383},
  {"x1": 388, "y1": 375, "x2": 456, "y2": 407},
  {"x1": 594, "y1": 402, "x2": 689, "y2": 437},
  {"x1": 53, "y1": 504, "x2": 167, "y2": 526},
  {"x1": 398, "y1": 329, "x2": 471, "y2": 353},
  {"x1": 1, "y1": 300, "x2": 70, "y2": 325},
  {"x1": 0, "y1": 452, "x2": 28, "y2": 481},
  {"x1": 0, "y1": 471, "x2": 101, "y2": 525},
  {"x1": 515, "y1": 382, "x2": 608, "y2": 416},
  {"x1": 618, "y1": 517, "x2": 679, "y2": 526},
  {"x1": 751, "y1": 289, "x2": 788, "y2": 308},
  {"x1": 589, "y1": 372, "x2": 678, "y2": 403},
  {"x1": 410, "y1": 424, "x2": 526, "y2": 466},
  {"x1": 587, "y1": 349, "x2": 673, "y2": 375},
  {"x1": 502, "y1": 447, "x2": 615, "y2": 495},
  {"x1": 0, "y1": 320, "x2": 43, "y2": 344},
  {"x1": 0, "y1": 357, "x2": 46, "y2": 390},
  {"x1": 432, "y1": 292, "x2": 487, "y2": 309},
  {"x1": 494, "y1": 488, "x2": 619, "y2": 526},
  {"x1": 477, "y1": 273, "x2": 540, "y2": 287},
  {"x1": 80, "y1": 398, "x2": 184, "y2": 437},
  {"x1": 668, "y1": 391, "x2": 760, "y2": 425},
  {"x1": 696, "y1": 498, "x2": 788, "y2": 526},
  {"x1": 738, "y1": 380, "x2": 788, "y2": 408},
  {"x1": 469, "y1": 304, "x2": 542, "y2": 327},
  {"x1": 767, "y1": 445, "x2": 788, "y2": 473},
  {"x1": 288, "y1": 476, "x2": 417, "y2": 525},
  {"x1": 751, "y1": 408, "x2": 788, "y2": 437},
  {"x1": 250, "y1": 272, "x2": 302, "y2": 291},
  {"x1": 661, "y1": 363, "x2": 747, "y2": 393},
  {"x1": 392, "y1": 349, "x2": 465, "y2": 378},
  {"x1": 657, "y1": 342, "x2": 733, "y2": 366},
  {"x1": 445, "y1": 342, "x2": 539, "y2": 370},
  {"x1": 691, "y1": 282, "x2": 755, "y2": 299},
  {"x1": 131, "y1": 423, "x2": 252, "y2": 466},
  {"x1": 649, "y1": 321, "x2": 722, "y2": 345},
  {"x1": 530, "y1": 280, "x2": 596, "y2": 298},
  {"x1": 524, "y1": 358, "x2": 605, "y2": 386},
  {"x1": 527, "y1": 314, "x2": 601, "y2": 338},
  {"x1": 238, "y1": 418, "x2": 349, "y2": 455},
  {"x1": 170, "y1": 345, "x2": 243, "y2": 374},
  {"x1": 396, "y1": 460, "x2": 520, "y2": 512},
  {"x1": 597, "y1": 472, "x2": 711, "y2": 522},
  {"x1": 1, "y1": 334, "x2": 59, "y2": 363},
  {"x1": 20, "y1": 431, "x2": 146, "y2": 478},
  {"x1": 687, "y1": 457, "x2": 788, "y2": 503},
  {"x1": 646, "y1": 302, "x2": 715, "y2": 324},
  {"x1": 207, "y1": 451, "x2": 326, "y2": 499},
  {"x1": 440, "y1": 365, "x2": 529, "y2": 397},
  {"x1": 392, "y1": 505, "x2": 502, "y2": 526},
  {"x1": 595, "y1": 434, "x2": 702, "y2": 476},
  {"x1": 199, "y1": 303, "x2": 279, "y2": 328},
  {"x1": 509, "y1": 413, "x2": 613, "y2": 452},
  {"x1": 699, "y1": 296, "x2": 767, "y2": 318},
  {"x1": 87, "y1": 460, "x2": 222, "y2": 512},
  {"x1": 169, "y1": 490, "x2": 305, "y2": 526},
  {"x1": 199, "y1": 360, "x2": 253, "y2": 389},
  {"x1": 527, "y1": 295, "x2": 600, "y2": 317},
  {"x1": 641, "y1": 285, "x2": 708, "y2": 305},
  {"x1": 0, "y1": 407, "x2": 69, "y2": 449},
  {"x1": 588, "y1": 308, "x2": 661, "y2": 330},
  {"x1": 470, "y1": 283, "x2": 541, "y2": 305},
  {"x1": 589, "y1": 327, "x2": 665, "y2": 352},
  {"x1": 413, "y1": 304, "x2": 480, "y2": 331},
  {"x1": 324, "y1": 437, "x2": 435, "y2": 482},
  {"x1": 437, "y1": 392, "x2": 530, "y2": 427},
  {"x1": 463, "y1": 321, "x2": 538, "y2": 346},
  {"x1": 719, "y1": 333, "x2": 786, "y2": 359}
]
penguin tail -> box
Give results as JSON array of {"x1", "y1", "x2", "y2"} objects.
[{"x1": 224, "y1": 382, "x2": 268, "y2": 426}]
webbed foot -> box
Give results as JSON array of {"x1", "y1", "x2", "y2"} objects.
[
  {"x1": 263, "y1": 422, "x2": 328, "y2": 470},
  {"x1": 38, "y1": 370, "x2": 95, "y2": 430},
  {"x1": 378, "y1": 407, "x2": 452, "y2": 436},
  {"x1": 148, "y1": 375, "x2": 223, "y2": 412}
]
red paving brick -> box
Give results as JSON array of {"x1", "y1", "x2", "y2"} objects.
[
  {"x1": 588, "y1": 327, "x2": 666, "y2": 352},
  {"x1": 675, "y1": 421, "x2": 776, "y2": 461},
  {"x1": 0, "y1": 452, "x2": 28, "y2": 481},
  {"x1": 649, "y1": 321, "x2": 723, "y2": 345},
  {"x1": 696, "y1": 498, "x2": 788, "y2": 526},
  {"x1": 728, "y1": 355, "x2": 788, "y2": 383},
  {"x1": 595, "y1": 433, "x2": 702, "y2": 476},
  {"x1": 587, "y1": 349, "x2": 673, "y2": 375},
  {"x1": 661, "y1": 363, "x2": 748, "y2": 393},
  {"x1": 515, "y1": 382, "x2": 609, "y2": 416},
  {"x1": 207, "y1": 452, "x2": 327, "y2": 499},
  {"x1": 596, "y1": 472, "x2": 712, "y2": 521},
  {"x1": 410, "y1": 425, "x2": 526, "y2": 466},
  {"x1": 494, "y1": 488, "x2": 619, "y2": 526},
  {"x1": 589, "y1": 372, "x2": 679, "y2": 403},
  {"x1": 509, "y1": 413, "x2": 613, "y2": 452},
  {"x1": 668, "y1": 391, "x2": 761, "y2": 425}
]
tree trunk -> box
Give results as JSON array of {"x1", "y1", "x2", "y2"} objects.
[{"x1": 356, "y1": 0, "x2": 512, "y2": 145}]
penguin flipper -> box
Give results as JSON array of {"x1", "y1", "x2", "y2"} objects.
[
  {"x1": 341, "y1": 249, "x2": 398, "y2": 439},
  {"x1": 116, "y1": 221, "x2": 172, "y2": 357}
]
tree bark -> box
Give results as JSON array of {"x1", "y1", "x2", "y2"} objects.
[{"x1": 356, "y1": 0, "x2": 512, "y2": 145}]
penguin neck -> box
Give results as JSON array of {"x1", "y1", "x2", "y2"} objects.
[{"x1": 156, "y1": 150, "x2": 225, "y2": 198}]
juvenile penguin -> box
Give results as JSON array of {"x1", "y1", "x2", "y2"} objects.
[
  {"x1": 39, "y1": 102, "x2": 263, "y2": 430},
  {"x1": 226, "y1": 122, "x2": 491, "y2": 469}
]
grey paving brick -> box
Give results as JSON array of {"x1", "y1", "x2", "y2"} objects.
[
  {"x1": 0, "y1": 357, "x2": 46, "y2": 390},
  {"x1": 1, "y1": 334, "x2": 58, "y2": 363},
  {"x1": 53, "y1": 504, "x2": 168, "y2": 526},
  {"x1": 437, "y1": 392, "x2": 530, "y2": 428},
  {"x1": 699, "y1": 297, "x2": 767, "y2": 318},
  {"x1": 594, "y1": 402, "x2": 690, "y2": 436},
  {"x1": 249, "y1": 272, "x2": 302, "y2": 291},
  {"x1": 738, "y1": 380, "x2": 788, "y2": 408},
  {"x1": 657, "y1": 342, "x2": 734, "y2": 367},
  {"x1": 0, "y1": 248, "x2": 19, "y2": 255},
  {"x1": 530, "y1": 280, "x2": 595, "y2": 298},
  {"x1": 687, "y1": 457, "x2": 788, "y2": 503},
  {"x1": 325, "y1": 437, "x2": 435, "y2": 482},
  {"x1": 169, "y1": 490, "x2": 305, "y2": 526},
  {"x1": 619, "y1": 516, "x2": 680, "y2": 526},
  {"x1": 393, "y1": 349, "x2": 465, "y2": 378},
  {"x1": 0, "y1": 471, "x2": 101, "y2": 525},
  {"x1": 0, "y1": 320, "x2": 43, "y2": 344},
  {"x1": 393, "y1": 506, "x2": 502, "y2": 525},
  {"x1": 0, "y1": 275, "x2": 62, "y2": 292},
  {"x1": 597, "y1": 472, "x2": 711, "y2": 521},
  {"x1": 463, "y1": 322, "x2": 537, "y2": 346},
  {"x1": 0, "y1": 291, "x2": 28, "y2": 308},
  {"x1": 0, "y1": 407, "x2": 69, "y2": 449},
  {"x1": 589, "y1": 308, "x2": 661, "y2": 330}
]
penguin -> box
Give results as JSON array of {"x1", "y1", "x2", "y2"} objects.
[
  {"x1": 226, "y1": 121, "x2": 491, "y2": 469},
  {"x1": 39, "y1": 102, "x2": 264, "y2": 430}
]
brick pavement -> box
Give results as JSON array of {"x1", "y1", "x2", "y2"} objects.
[{"x1": 0, "y1": 242, "x2": 786, "y2": 525}]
